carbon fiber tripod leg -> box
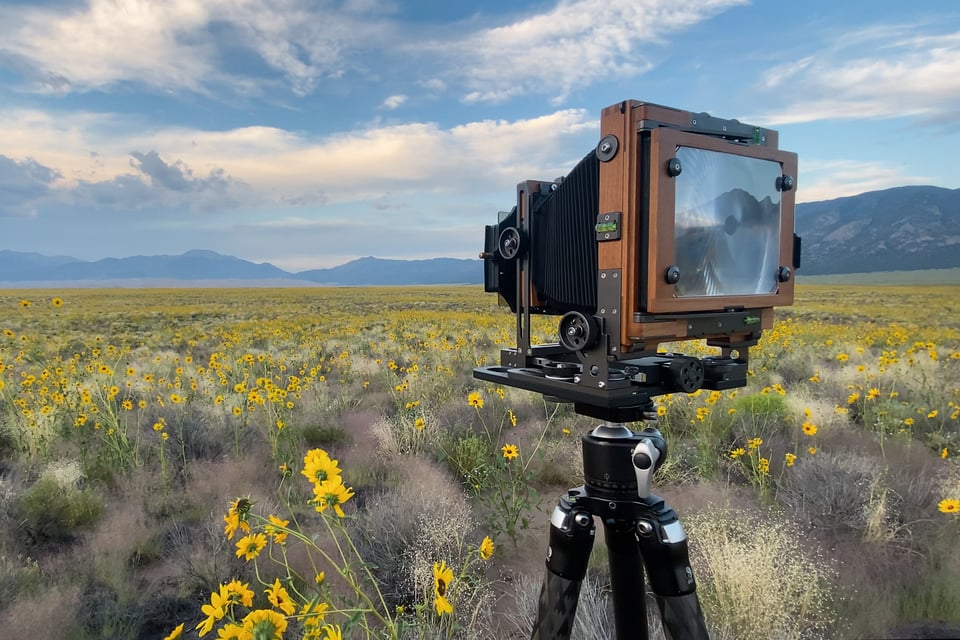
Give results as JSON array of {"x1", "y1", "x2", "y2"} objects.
[
  {"x1": 636, "y1": 507, "x2": 710, "y2": 640},
  {"x1": 656, "y1": 593, "x2": 710, "y2": 640},
  {"x1": 530, "y1": 499, "x2": 595, "y2": 640},
  {"x1": 604, "y1": 519, "x2": 650, "y2": 639}
]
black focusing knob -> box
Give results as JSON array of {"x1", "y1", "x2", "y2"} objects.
[
  {"x1": 665, "y1": 265, "x2": 681, "y2": 284},
  {"x1": 666, "y1": 158, "x2": 682, "y2": 177}
]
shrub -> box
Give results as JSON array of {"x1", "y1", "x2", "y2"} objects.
[
  {"x1": 0, "y1": 553, "x2": 43, "y2": 609},
  {"x1": 777, "y1": 451, "x2": 880, "y2": 533},
  {"x1": 444, "y1": 432, "x2": 495, "y2": 489},
  {"x1": 349, "y1": 458, "x2": 480, "y2": 608},
  {"x1": 16, "y1": 472, "x2": 104, "y2": 545},
  {"x1": 299, "y1": 421, "x2": 349, "y2": 447}
]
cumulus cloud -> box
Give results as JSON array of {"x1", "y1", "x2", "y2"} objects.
[
  {"x1": 0, "y1": 0, "x2": 393, "y2": 97},
  {"x1": 797, "y1": 159, "x2": 935, "y2": 203},
  {"x1": 0, "y1": 107, "x2": 595, "y2": 214},
  {"x1": 0, "y1": 154, "x2": 62, "y2": 217},
  {"x1": 0, "y1": 0, "x2": 744, "y2": 104},
  {"x1": 381, "y1": 95, "x2": 407, "y2": 109},
  {"x1": 755, "y1": 27, "x2": 960, "y2": 125},
  {"x1": 420, "y1": 0, "x2": 746, "y2": 103},
  {"x1": 130, "y1": 151, "x2": 238, "y2": 194},
  {"x1": 69, "y1": 151, "x2": 246, "y2": 212},
  {"x1": 0, "y1": 1, "x2": 218, "y2": 94}
]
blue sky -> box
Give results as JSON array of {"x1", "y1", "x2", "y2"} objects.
[{"x1": 1, "y1": 0, "x2": 958, "y2": 270}]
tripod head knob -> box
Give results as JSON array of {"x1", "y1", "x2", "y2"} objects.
[
  {"x1": 632, "y1": 452, "x2": 653, "y2": 469},
  {"x1": 632, "y1": 438, "x2": 661, "y2": 499}
]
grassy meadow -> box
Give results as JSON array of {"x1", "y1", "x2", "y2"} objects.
[{"x1": 1, "y1": 284, "x2": 959, "y2": 640}]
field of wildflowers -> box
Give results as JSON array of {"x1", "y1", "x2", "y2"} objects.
[{"x1": 0, "y1": 284, "x2": 958, "y2": 639}]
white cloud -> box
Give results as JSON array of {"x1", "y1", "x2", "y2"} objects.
[
  {"x1": 0, "y1": 0, "x2": 392, "y2": 96},
  {"x1": 0, "y1": 107, "x2": 596, "y2": 214},
  {"x1": 426, "y1": 0, "x2": 747, "y2": 103},
  {"x1": 381, "y1": 95, "x2": 408, "y2": 109},
  {"x1": 755, "y1": 27, "x2": 960, "y2": 125},
  {"x1": 797, "y1": 159, "x2": 934, "y2": 203},
  {"x1": 0, "y1": 0, "x2": 218, "y2": 94},
  {"x1": 0, "y1": 0, "x2": 746, "y2": 103}
]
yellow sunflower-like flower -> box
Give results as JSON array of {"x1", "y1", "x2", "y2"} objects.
[
  {"x1": 938, "y1": 498, "x2": 960, "y2": 514},
  {"x1": 730, "y1": 447, "x2": 746, "y2": 459},
  {"x1": 51, "y1": 297, "x2": 63, "y2": 307},
  {"x1": 266, "y1": 578, "x2": 296, "y2": 615},
  {"x1": 784, "y1": 452, "x2": 797, "y2": 467},
  {"x1": 757, "y1": 457, "x2": 770, "y2": 475},
  {"x1": 312, "y1": 478, "x2": 355, "y2": 518},
  {"x1": 224, "y1": 499, "x2": 252, "y2": 540},
  {"x1": 235, "y1": 533, "x2": 267, "y2": 561},
  {"x1": 240, "y1": 609, "x2": 287, "y2": 640},
  {"x1": 300, "y1": 601, "x2": 330, "y2": 639},
  {"x1": 302, "y1": 448, "x2": 342, "y2": 486},
  {"x1": 196, "y1": 589, "x2": 228, "y2": 637},
  {"x1": 162, "y1": 623, "x2": 185, "y2": 640},
  {"x1": 501, "y1": 443, "x2": 519, "y2": 460},
  {"x1": 320, "y1": 624, "x2": 342, "y2": 640},
  {"x1": 433, "y1": 561, "x2": 454, "y2": 616},
  {"x1": 467, "y1": 391, "x2": 484, "y2": 409},
  {"x1": 215, "y1": 623, "x2": 243, "y2": 640},
  {"x1": 479, "y1": 536, "x2": 495, "y2": 560},
  {"x1": 223, "y1": 579, "x2": 254, "y2": 608},
  {"x1": 265, "y1": 515, "x2": 290, "y2": 544},
  {"x1": 802, "y1": 421, "x2": 818, "y2": 437}
]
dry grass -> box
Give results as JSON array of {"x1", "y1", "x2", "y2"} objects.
[{"x1": 686, "y1": 506, "x2": 837, "y2": 640}]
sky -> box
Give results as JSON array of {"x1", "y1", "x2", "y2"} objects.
[{"x1": 1, "y1": 0, "x2": 958, "y2": 271}]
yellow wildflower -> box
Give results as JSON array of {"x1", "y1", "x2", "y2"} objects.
[
  {"x1": 938, "y1": 498, "x2": 959, "y2": 514},
  {"x1": 479, "y1": 536, "x2": 495, "y2": 560},
  {"x1": 235, "y1": 533, "x2": 267, "y2": 561},
  {"x1": 433, "y1": 561, "x2": 454, "y2": 616}
]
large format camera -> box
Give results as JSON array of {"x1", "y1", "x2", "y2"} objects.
[{"x1": 475, "y1": 100, "x2": 800, "y2": 422}]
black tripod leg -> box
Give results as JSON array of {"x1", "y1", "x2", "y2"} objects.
[
  {"x1": 531, "y1": 499, "x2": 595, "y2": 640},
  {"x1": 604, "y1": 519, "x2": 649, "y2": 640},
  {"x1": 656, "y1": 593, "x2": 709, "y2": 640},
  {"x1": 637, "y1": 514, "x2": 710, "y2": 640}
]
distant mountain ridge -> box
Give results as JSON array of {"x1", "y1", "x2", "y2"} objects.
[
  {"x1": 1, "y1": 185, "x2": 958, "y2": 285},
  {"x1": 795, "y1": 185, "x2": 960, "y2": 275},
  {"x1": 0, "y1": 250, "x2": 482, "y2": 286}
]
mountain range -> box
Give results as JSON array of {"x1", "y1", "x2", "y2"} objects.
[
  {"x1": 0, "y1": 251, "x2": 481, "y2": 287},
  {"x1": 794, "y1": 185, "x2": 960, "y2": 275},
  {"x1": 1, "y1": 185, "x2": 957, "y2": 286}
]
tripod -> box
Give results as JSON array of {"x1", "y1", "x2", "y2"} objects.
[{"x1": 531, "y1": 420, "x2": 710, "y2": 640}]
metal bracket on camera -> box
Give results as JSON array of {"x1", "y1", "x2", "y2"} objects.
[{"x1": 475, "y1": 347, "x2": 746, "y2": 423}]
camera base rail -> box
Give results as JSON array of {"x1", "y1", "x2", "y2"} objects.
[{"x1": 474, "y1": 345, "x2": 747, "y2": 423}]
